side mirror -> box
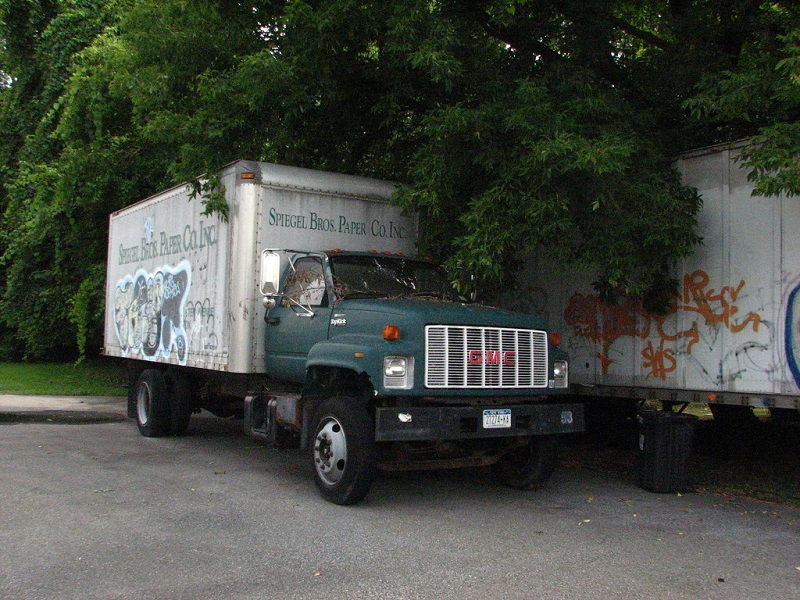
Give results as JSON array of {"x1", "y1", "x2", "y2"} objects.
[{"x1": 260, "y1": 250, "x2": 282, "y2": 295}]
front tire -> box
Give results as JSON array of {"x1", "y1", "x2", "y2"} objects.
[
  {"x1": 491, "y1": 436, "x2": 558, "y2": 490},
  {"x1": 135, "y1": 369, "x2": 170, "y2": 437},
  {"x1": 311, "y1": 396, "x2": 376, "y2": 505}
]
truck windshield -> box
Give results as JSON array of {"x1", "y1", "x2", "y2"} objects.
[{"x1": 330, "y1": 255, "x2": 462, "y2": 301}]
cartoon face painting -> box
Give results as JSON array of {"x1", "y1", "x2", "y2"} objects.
[{"x1": 113, "y1": 261, "x2": 191, "y2": 364}]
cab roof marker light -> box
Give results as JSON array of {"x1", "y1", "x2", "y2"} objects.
[{"x1": 240, "y1": 172, "x2": 255, "y2": 179}]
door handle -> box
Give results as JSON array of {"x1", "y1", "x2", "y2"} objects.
[{"x1": 265, "y1": 316, "x2": 280, "y2": 325}]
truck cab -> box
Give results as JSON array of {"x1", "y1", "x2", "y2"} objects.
[{"x1": 251, "y1": 249, "x2": 583, "y2": 503}]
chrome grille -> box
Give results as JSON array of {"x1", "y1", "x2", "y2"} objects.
[{"x1": 425, "y1": 325, "x2": 548, "y2": 389}]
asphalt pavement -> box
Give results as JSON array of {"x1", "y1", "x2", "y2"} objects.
[{"x1": 1, "y1": 396, "x2": 798, "y2": 599}]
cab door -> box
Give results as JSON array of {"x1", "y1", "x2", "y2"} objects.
[{"x1": 263, "y1": 255, "x2": 332, "y2": 382}]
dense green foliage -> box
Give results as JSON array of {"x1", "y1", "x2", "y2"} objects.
[{"x1": 1, "y1": 0, "x2": 798, "y2": 359}]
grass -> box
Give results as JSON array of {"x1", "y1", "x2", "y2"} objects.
[{"x1": 0, "y1": 360, "x2": 127, "y2": 396}]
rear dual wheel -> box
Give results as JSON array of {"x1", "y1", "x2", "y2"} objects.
[
  {"x1": 491, "y1": 436, "x2": 558, "y2": 490},
  {"x1": 135, "y1": 369, "x2": 193, "y2": 437}
]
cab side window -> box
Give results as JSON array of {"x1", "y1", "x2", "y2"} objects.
[{"x1": 283, "y1": 257, "x2": 327, "y2": 307}]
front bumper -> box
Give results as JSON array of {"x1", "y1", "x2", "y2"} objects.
[{"x1": 375, "y1": 402, "x2": 584, "y2": 442}]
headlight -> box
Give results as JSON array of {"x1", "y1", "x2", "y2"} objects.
[
  {"x1": 553, "y1": 361, "x2": 567, "y2": 378},
  {"x1": 384, "y1": 357, "x2": 407, "y2": 377},
  {"x1": 551, "y1": 360, "x2": 568, "y2": 388},
  {"x1": 384, "y1": 356, "x2": 414, "y2": 389}
]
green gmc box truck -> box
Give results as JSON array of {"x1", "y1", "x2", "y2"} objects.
[{"x1": 104, "y1": 161, "x2": 583, "y2": 504}]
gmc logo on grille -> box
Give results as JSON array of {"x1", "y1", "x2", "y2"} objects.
[{"x1": 467, "y1": 350, "x2": 516, "y2": 366}]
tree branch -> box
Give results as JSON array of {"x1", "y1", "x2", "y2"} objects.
[
  {"x1": 453, "y1": 2, "x2": 564, "y2": 64},
  {"x1": 482, "y1": 20, "x2": 564, "y2": 63},
  {"x1": 609, "y1": 16, "x2": 672, "y2": 50}
]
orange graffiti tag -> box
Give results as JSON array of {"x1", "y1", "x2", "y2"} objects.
[
  {"x1": 563, "y1": 294, "x2": 650, "y2": 372},
  {"x1": 641, "y1": 339, "x2": 677, "y2": 379},
  {"x1": 678, "y1": 270, "x2": 762, "y2": 339},
  {"x1": 564, "y1": 270, "x2": 763, "y2": 380}
]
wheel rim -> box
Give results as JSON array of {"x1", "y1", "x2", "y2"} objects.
[
  {"x1": 314, "y1": 416, "x2": 347, "y2": 485},
  {"x1": 136, "y1": 381, "x2": 152, "y2": 425}
]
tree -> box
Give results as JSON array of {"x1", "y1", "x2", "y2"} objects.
[
  {"x1": 0, "y1": 0, "x2": 120, "y2": 358},
  {"x1": 685, "y1": 3, "x2": 800, "y2": 197},
  {"x1": 0, "y1": 0, "x2": 797, "y2": 358}
]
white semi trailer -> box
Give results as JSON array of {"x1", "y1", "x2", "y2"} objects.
[{"x1": 527, "y1": 140, "x2": 799, "y2": 419}]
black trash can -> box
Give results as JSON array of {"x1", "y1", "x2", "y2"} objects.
[{"x1": 637, "y1": 410, "x2": 697, "y2": 493}]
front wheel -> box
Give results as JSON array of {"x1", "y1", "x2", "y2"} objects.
[
  {"x1": 311, "y1": 396, "x2": 376, "y2": 505},
  {"x1": 491, "y1": 436, "x2": 558, "y2": 490}
]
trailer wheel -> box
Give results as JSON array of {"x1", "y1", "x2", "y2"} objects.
[
  {"x1": 310, "y1": 396, "x2": 376, "y2": 505},
  {"x1": 708, "y1": 403, "x2": 758, "y2": 428},
  {"x1": 135, "y1": 369, "x2": 170, "y2": 437},
  {"x1": 166, "y1": 370, "x2": 193, "y2": 436},
  {"x1": 491, "y1": 436, "x2": 557, "y2": 490}
]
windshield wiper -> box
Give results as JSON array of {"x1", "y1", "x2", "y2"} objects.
[
  {"x1": 339, "y1": 290, "x2": 386, "y2": 299},
  {"x1": 408, "y1": 291, "x2": 450, "y2": 300}
]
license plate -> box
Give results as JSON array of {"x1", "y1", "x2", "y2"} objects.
[{"x1": 483, "y1": 408, "x2": 511, "y2": 429}]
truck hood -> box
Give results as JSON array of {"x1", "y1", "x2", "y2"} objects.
[{"x1": 335, "y1": 298, "x2": 548, "y2": 331}]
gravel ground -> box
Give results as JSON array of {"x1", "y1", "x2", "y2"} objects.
[{"x1": 1, "y1": 399, "x2": 798, "y2": 600}]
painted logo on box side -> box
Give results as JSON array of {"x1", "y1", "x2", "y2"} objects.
[{"x1": 113, "y1": 261, "x2": 191, "y2": 365}]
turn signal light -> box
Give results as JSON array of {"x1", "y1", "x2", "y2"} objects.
[
  {"x1": 383, "y1": 325, "x2": 400, "y2": 341},
  {"x1": 549, "y1": 332, "x2": 561, "y2": 347}
]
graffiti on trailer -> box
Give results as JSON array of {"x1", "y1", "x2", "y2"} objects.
[
  {"x1": 564, "y1": 269, "x2": 764, "y2": 380},
  {"x1": 184, "y1": 298, "x2": 218, "y2": 352},
  {"x1": 787, "y1": 283, "x2": 800, "y2": 388},
  {"x1": 113, "y1": 261, "x2": 191, "y2": 365}
]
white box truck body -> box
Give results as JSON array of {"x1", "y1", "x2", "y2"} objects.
[{"x1": 104, "y1": 160, "x2": 416, "y2": 374}]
